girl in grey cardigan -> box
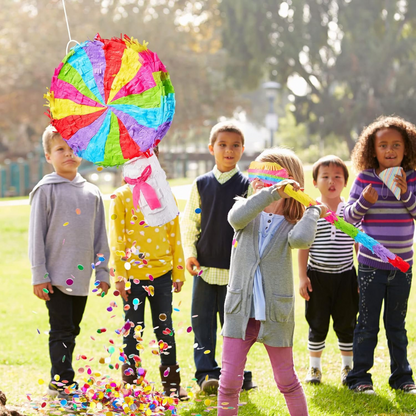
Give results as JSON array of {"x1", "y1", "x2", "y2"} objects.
[{"x1": 217, "y1": 148, "x2": 327, "y2": 416}]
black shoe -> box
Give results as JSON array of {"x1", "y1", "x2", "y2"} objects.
[
  {"x1": 241, "y1": 379, "x2": 257, "y2": 391},
  {"x1": 242, "y1": 371, "x2": 257, "y2": 391}
]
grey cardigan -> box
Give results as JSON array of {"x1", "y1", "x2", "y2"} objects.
[{"x1": 222, "y1": 185, "x2": 320, "y2": 347}]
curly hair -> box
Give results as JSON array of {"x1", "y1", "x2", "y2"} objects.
[{"x1": 351, "y1": 115, "x2": 416, "y2": 172}]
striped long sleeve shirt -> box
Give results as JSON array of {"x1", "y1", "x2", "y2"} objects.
[{"x1": 344, "y1": 169, "x2": 416, "y2": 270}]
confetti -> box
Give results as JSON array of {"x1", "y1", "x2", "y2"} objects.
[
  {"x1": 204, "y1": 350, "x2": 211, "y2": 354},
  {"x1": 97, "y1": 166, "x2": 103, "y2": 171},
  {"x1": 195, "y1": 208, "x2": 202, "y2": 214},
  {"x1": 110, "y1": 194, "x2": 117, "y2": 199},
  {"x1": 66, "y1": 278, "x2": 74, "y2": 286},
  {"x1": 187, "y1": 326, "x2": 193, "y2": 333},
  {"x1": 42, "y1": 288, "x2": 49, "y2": 294},
  {"x1": 63, "y1": 222, "x2": 69, "y2": 227},
  {"x1": 75, "y1": 208, "x2": 81, "y2": 215},
  {"x1": 78, "y1": 264, "x2": 84, "y2": 270}
]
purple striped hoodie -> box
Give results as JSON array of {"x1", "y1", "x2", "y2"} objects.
[{"x1": 344, "y1": 169, "x2": 416, "y2": 270}]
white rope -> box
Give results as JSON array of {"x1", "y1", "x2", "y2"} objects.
[{"x1": 61, "y1": 0, "x2": 80, "y2": 54}]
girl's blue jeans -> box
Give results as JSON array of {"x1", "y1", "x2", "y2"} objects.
[
  {"x1": 122, "y1": 271, "x2": 177, "y2": 366},
  {"x1": 346, "y1": 263, "x2": 414, "y2": 390}
]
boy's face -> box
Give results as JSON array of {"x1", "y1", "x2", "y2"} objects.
[
  {"x1": 45, "y1": 135, "x2": 81, "y2": 180},
  {"x1": 313, "y1": 163, "x2": 346, "y2": 200},
  {"x1": 208, "y1": 132, "x2": 244, "y2": 172}
]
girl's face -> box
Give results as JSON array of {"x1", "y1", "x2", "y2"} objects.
[{"x1": 374, "y1": 128, "x2": 406, "y2": 173}]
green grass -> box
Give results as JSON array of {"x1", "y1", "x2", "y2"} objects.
[{"x1": 1, "y1": 173, "x2": 416, "y2": 415}]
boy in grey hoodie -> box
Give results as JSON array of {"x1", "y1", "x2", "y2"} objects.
[{"x1": 29, "y1": 125, "x2": 110, "y2": 397}]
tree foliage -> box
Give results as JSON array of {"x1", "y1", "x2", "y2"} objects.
[{"x1": 218, "y1": 0, "x2": 416, "y2": 151}]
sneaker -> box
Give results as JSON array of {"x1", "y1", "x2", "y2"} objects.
[
  {"x1": 47, "y1": 381, "x2": 80, "y2": 400},
  {"x1": 341, "y1": 366, "x2": 352, "y2": 385},
  {"x1": 305, "y1": 367, "x2": 322, "y2": 384},
  {"x1": 400, "y1": 384, "x2": 416, "y2": 394},
  {"x1": 353, "y1": 384, "x2": 375, "y2": 395},
  {"x1": 200, "y1": 378, "x2": 219, "y2": 394}
]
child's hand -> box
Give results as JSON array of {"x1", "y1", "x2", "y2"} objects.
[
  {"x1": 362, "y1": 184, "x2": 378, "y2": 204},
  {"x1": 275, "y1": 180, "x2": 300, "y2": 198},
  {"x1": 33, "y1": 282, "x2": 54, "y2": 301},
  {"x1": 395, "y1": 170, "x2": 408, "y2": 195},
  {"x1": 173, "y1": 280, "x2": 184, "y2": 293},
  {"x1": 97, "y1": 281, "x2": 109, "y2": 297},
  {"x1": 115, "y1": 279, "x2": 130, "y2": 302},
  {"x1": 318, "y1": 204, "x2": 328, "y2": 218},
  {"x1": 299, "y1": 276, "x2": 312, "y2": 301},
  {"x1": 186, "y1": 257, "x2": 201, "y2": 276}
]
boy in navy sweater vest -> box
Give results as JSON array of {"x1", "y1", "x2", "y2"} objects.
[{"x1": 181, "y1": 122, "x2": 255, "y2": 393}]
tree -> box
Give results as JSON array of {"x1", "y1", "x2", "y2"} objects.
[
  {"x1": 0, "y1": 0, "x2": 238, "y2": 154},
  {"x1": 215, "y1": 0, "x2": 416, "y2": 151}
]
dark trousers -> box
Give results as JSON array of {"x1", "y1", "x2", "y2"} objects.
[
  {"x1": 306, "y1": 267, "x2": 358, "y2": 349},
  {"x1": 347, "y1": 264, "x2": 414, "y2": 390},
  {"x1": 46, "y1": 287, "x2": 88, "y2": 384},
  {"x1": 191, "y1": 275, "x2": 227, "y2": 385},
  {"x1": 123, "y1": 271, "x2": 177, "y2": 366}
]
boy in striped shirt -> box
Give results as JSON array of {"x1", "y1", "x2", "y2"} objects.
[{"x1": 299, "y1": 155, "x2": 358, "y2": 385}]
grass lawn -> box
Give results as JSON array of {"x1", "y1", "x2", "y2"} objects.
[{"x1": 1, "y1": 171, "x2": 416, "y2": 415}]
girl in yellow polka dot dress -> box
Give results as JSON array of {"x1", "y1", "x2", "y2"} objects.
[{"x1": 108, "y1": 169, "x2": 188, "y2": 401}]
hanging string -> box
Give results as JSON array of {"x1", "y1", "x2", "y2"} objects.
[{"x1": 62, "y1": 0, "x2": 79, "y2": 54}]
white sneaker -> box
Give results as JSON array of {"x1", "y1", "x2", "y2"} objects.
[{"x1": 305, "y1": 367, "x2": 322, "y2": 384}]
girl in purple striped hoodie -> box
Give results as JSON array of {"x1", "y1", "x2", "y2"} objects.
[{"x1": 344, "y1": 116, "x2": 416, "y2": 395}]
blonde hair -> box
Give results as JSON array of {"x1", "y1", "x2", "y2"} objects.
[
  {"x1": 42, "y1": 124, "x2": 62, "y2": 154},
  {"x1": 209, "y1": 121, "x2": 245, "y2": 146},
  {"x1": 256, "y1": 147, "x2": 305, "y2": 223}
]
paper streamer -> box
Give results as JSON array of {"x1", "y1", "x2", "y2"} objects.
[
  {"x1": 284, "y1": 184, "x2": 410, "y2": 272},
  {"x1": 248, "y1": 160, "x2": 410, "y2": 272}
]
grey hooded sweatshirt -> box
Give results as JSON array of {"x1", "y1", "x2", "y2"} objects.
[{"x1": 29, "y1": 172, "x2": 110, "y2": 296}]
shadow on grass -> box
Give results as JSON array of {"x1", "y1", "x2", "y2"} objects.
[
  {"x1": 178, "y1": 390, "x2": 272, "y2": 416},
  {"x1": 306, "y1": 383, "x2": 416, "y2": 415}
]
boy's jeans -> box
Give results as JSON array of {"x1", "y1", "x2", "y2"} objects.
[
  {"x1": 191, "y1": 275, "x2": 226, "y2": 384},
  {"x1": 347, "y1": 264, "x2": 414, "y2": 390},
  {"x1": 46, "y1": 288, "x2": 88, "y2": 384}
]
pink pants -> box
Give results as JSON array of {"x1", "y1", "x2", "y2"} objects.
[{"x1": 217, "y1": 319, "x2": 308, "y2": 416}]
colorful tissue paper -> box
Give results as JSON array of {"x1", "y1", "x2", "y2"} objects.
[
  {"x1": 378, "y1": 167, "x2": 403, "y2": 200},
  {"x1": 45, "y1": 34, "x2": 175, "y2": 167},
  {"x1": 248, "y1": 161, "x2": 289, "y2": 186}
]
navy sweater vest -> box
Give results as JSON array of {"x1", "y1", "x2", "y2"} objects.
[{"x1": 196, "y1": 171, "x2": 250, "y2": 269}]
